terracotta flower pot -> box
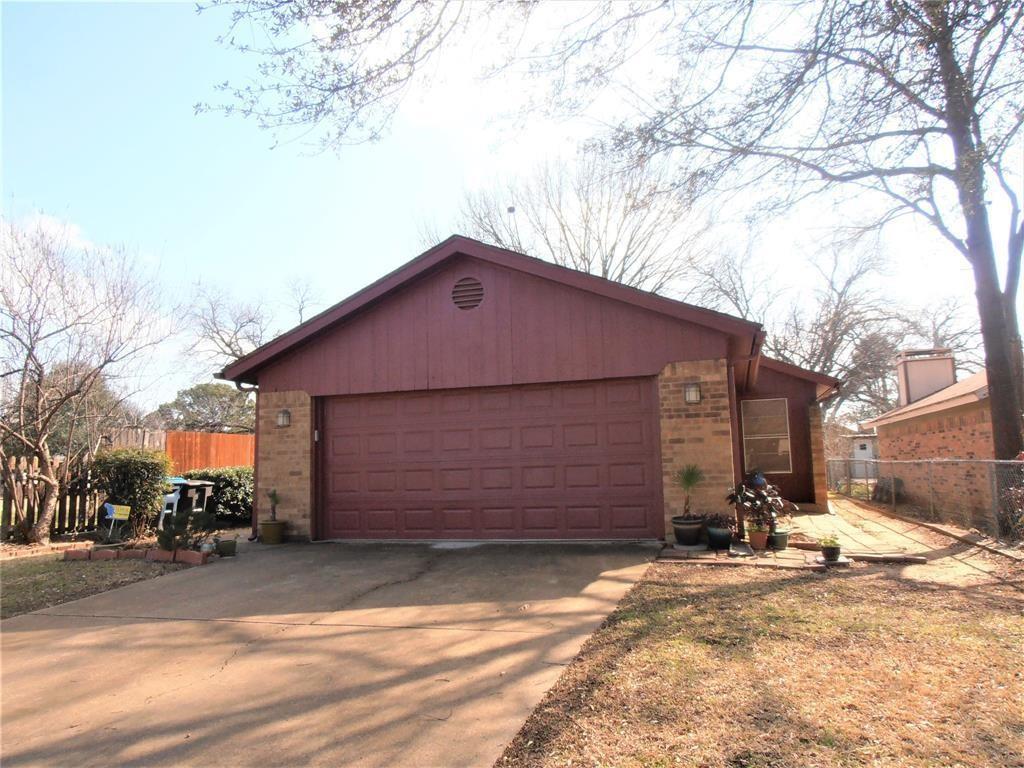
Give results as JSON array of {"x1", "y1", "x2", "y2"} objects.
[
  {"x1": 748, "y1": 530, "x2": 769, "y2": 550},
  {"x1": 260, "y1": 520, "x2": 286, "y2": 545}
]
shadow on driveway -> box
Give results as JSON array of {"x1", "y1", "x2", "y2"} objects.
[{"x1": 1, "y1": 542, "x2": 655, "y2": 767}]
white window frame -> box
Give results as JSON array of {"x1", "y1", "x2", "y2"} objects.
[{"x1": 740, "y1": 398, "x2": 793, "y2": 474}]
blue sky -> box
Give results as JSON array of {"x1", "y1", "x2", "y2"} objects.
[
  {"x1": 2, "y1": 1, "x2": 991, "y2": 410},
  {"x1": 2, "y1": 1, "x2": 486, "y2": 299}
]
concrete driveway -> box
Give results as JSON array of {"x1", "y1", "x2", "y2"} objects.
[{"x1": 1, "y1": 542, "x2": 654, "y2": 767}]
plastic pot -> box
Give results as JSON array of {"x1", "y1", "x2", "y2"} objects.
[
  {"x1": 216, "y1": 539, "x2": 237, "y2": 557},
  {"x1": 670, "y1": 516, "x2": 703, "y2": 546},
  {"x1": 821, "y1": 545, "x2": 841, "y2": 562},
  {"x1": 748, "y1": 529, "x2": 769, "y2": 550},
  {"x1": 259, "y1": 520, "x2": 286, "y2": 545},
  {"x1": 706, "y1": 526, "x2": 732, "y2": 551},
  {"x1": 768, "y1": 530, "x2": 790, "y2": 551}
]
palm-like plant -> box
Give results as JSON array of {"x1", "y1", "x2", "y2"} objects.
[{"x1": 672, "y1": 464, "x2": 705, "y2": 517}]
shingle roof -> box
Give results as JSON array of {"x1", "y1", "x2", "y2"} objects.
[{"x1": 863, "y1": 371, "x2": 988, "y2": 428}]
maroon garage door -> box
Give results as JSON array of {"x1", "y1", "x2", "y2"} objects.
[{"x1": 317, "y1": 378, "x2": 662, "y2": 539}]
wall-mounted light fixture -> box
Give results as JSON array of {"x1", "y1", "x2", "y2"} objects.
[
  {"x1": 276, "y1": 409, "x2": 292, "y2": 428},
  {"x1": 683, "y1": 383, "x2": 702, "y2": 404}
]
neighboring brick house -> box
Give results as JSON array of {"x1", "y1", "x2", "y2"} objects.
[
  {"x1": 863, "y1": 350, "x2": 997, "y2": 529},
  {"x1": 221, "y1": 236, "x2": 838, "y2": 542},
  {"x1": 864, "y1": 350, "x2": 993, "y2": 461}
]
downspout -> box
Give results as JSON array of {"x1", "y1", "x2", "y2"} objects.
[{"x1": 234, "y1": 380, "x2": 260, "y2": 541}]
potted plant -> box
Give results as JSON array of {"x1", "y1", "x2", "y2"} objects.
[
  {"x1": 260, "y1": 489, "x2": 286, "y2": 544},
  {"x1": 727, "y1": 473, "x2": 792, "y2": 550},
  {"x1": 747, "y1": 521, "x2": 770, "y2": 551},
  {"x1": 703, "y1": 512, "x2": 735, "y2": 550},
  {"x1": 670, "y1": 464, "x2": 706, "y2": 545},
  {"x1": 820, "y1": 534, "x2": 841, "y2": 562},
  {"x1": 214, "y1": 534, "x2": 238, "y2": 556}
]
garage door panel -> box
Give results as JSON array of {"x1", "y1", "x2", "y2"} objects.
[{"x1": 318, "y1": 378, "x2": 661, "y2": 539}]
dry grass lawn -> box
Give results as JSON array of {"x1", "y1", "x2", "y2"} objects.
[
  {"x1": 1, "y1": 556, "x2": 183, "y2": 619},
  {"x1": 499, "y1": 562, "x2": 1024, "y2": 768}
]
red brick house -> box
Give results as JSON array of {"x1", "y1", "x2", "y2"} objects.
[
  {"x1": 221, "y1": 236, "x2": 839, "y2": 541},
  {"x1": 862, "y1": 350, "x2": 1003, "y2": 531},
  {"x1": 863, "y1": 351, "x2": 993, "y2": 460}
]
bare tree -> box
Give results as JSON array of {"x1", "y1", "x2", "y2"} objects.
[
  {"x1": 696, "y1": 247, "x2": 905, "y2": 417},
  {"x1": 457, "y1": 154, "x2": 709, "y2": 294},
  {"x1": 908, "y1": 296, "x2": 984, "y2": 373},
  {"x1": 206, "y1": 0, "x2": 1023, "y2": 457},
  {"x1": 287, "y1": 278, "x2": 321, "y2": 324},
  {"x1": 607, "y1": 1, "x2": 1023, "y2": 458},
  {"x1": 188, "y1": 285, "x2": 272, "y2": 368},
  {"x1": 0, "y1": 220, "x2": 167, "y2": 543},
  {"x1": 189, "y1": 280, "x2": 323, "y2": 371}
]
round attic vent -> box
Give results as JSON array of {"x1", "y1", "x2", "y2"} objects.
[{"x1": 451, "y1": 277, "x2": 484, "y2": 310}]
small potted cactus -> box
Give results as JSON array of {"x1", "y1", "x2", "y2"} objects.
[
  {"x1": 819, "y1": 534, "x2": 841, "y2": 563},
  {"x1": 259, "y1": 489, "x2": 286, "y2": 545}
]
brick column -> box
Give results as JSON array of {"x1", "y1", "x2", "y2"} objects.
[
  {"x1": 257, "y1": 390, "x2": 313, "y2": 540},
  {"x1": 658, "y1": 359, "x2": 736, "y2": 540},
  {"x1": 807, "y1": 403, "x2": 831, "y2": 512}
]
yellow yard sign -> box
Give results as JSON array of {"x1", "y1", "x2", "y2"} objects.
[{"x1": 109, "y1": 504, "x2": 131, "y2": 521}]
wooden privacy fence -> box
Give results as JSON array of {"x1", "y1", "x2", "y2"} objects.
[
  {"x1": 163, "y1": 431, "x2": 255, "y2": 474},
  {"x1": 1, "y1": 457, "x2": 102, "y2": 538},
  {"x1": 105, "y1": 429, "x2": 255, "y2": 474}
]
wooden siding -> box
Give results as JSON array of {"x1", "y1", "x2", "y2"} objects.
[
  {"x1": 738, "y1": 366, "x2": 818, "y2": 502},
  {"x1": 165, "y1": 431, "x2": 255, "y2": 474},
  {"x1": 258, "y1": 255, "x2": 729, "y2": 397}
]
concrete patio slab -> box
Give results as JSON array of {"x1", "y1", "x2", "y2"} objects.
[{"x1": 1, "y1": 542, "x2": 655, "y2": 767}]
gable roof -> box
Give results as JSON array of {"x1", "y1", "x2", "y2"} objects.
[
  {"x1": 760, "y1": 357, "x2": 842, "y2": 402},
  {"x1": 220, "y1": 235, "x2": 766, "y2": 386},
  {"x1": 863, "y1": 371, "x2": 988, "y2": 428}
]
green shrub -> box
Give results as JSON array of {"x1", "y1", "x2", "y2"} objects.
[
  {"x1": 92, "y1": 449, "x2": 173, "y2": 531},
  {"x1": 183, "y1": 466, "x2": 253, "y2": 523}
]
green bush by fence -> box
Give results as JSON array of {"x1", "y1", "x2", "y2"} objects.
[
  {"x1": 183, "y1": 465, "x2": 253, "y2": 523},
  {"x1": 92, "y1": 449, "x2": 173, "y2": 530}
]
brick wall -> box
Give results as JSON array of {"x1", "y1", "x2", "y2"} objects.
[
  {"x1": 658, "y1": 359, "x2": 736, "y2": 540},
  {"x1": 876, "y1": 400, "x2": 995, "y2": 530},
  {"x1": 807, "y1": 403, "x2": 830, "y2": 512},
  {"x1": 876, "y1": 400, "x2": 994, "y2": 461},
  {"x1": 257, "y1": 390, "x2": 313, "y2": 540}
]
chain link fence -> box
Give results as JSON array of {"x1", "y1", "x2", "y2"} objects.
[{"x1": 827, "y1": 458, "x2": 1024, "y2": 542}]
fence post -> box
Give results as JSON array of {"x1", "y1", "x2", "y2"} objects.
[
  {"x1": 928, "y1": 461, "x2": 935, "y2": 518},
  {"x1": 845, "y1": 459, "x2": 852, "y2": 496},
  {"x1": 891, "y1": 463, "x2": 897, "y2": 510},
  {"x1": 989, "y1": 462, "x2": 1000, "y2": 536}
]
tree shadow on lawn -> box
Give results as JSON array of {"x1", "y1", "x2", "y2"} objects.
[{"x1": 498, "y1": 562, "x2": 1024, "y2": 767}]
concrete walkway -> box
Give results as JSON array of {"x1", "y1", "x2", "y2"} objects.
[
  {"x1": 662, "y1": 496, "x2": 1023, "y2": 587},
  {"x1": 0, "y1": 542, "x2": 654, "y2": 767}
]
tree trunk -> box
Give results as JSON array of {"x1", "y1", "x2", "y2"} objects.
[
  {"x1": 932, "y1": 16, "x2": 1024, "y2": 460},
  {"x1": 970, "y1": 255, "x2": 1024, "y2": 459},
  {"x1": 28, "y1": 483, "x2": 59, "y2": 545}
]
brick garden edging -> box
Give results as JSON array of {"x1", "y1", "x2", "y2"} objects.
[
  {"x1": 1, "y1": 541, "x2": 93, "y2": 561},
  {"x1": 64, "y1": 547, "x2": 210, "y2": 566}
]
